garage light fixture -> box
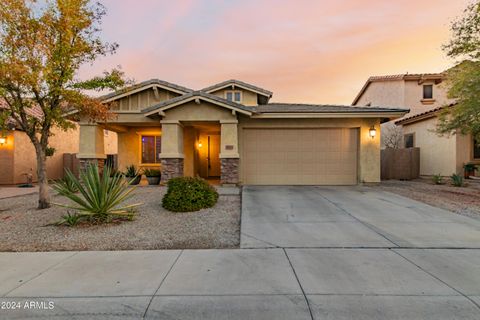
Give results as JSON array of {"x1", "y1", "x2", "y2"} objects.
[
  {"x1": 0, "y1": 136, "x2": 6, "y2": 145},
  {"x1": 369, "y1": 126, "x2": 376, "y2": 139}
]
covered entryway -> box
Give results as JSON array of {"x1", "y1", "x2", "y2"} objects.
[
  {"x1": 182, "y1": 122, "x2": 221, "y2": 181},
  {"x1": 241, "y1": 128, "x2": 358, "y2": 185}
]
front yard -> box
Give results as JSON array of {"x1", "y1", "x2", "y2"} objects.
[
  {"x1": 373, "y1": 179, "x2": 480, "y2": 217},
  {"x1": 0, "y1": 187, "x2": 240, "y2": 252}
]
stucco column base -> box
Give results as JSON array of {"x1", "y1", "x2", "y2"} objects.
[
  {"x1": 79, "y1": 158, "x2": 106, "y2": 175},
  {"x1": 160, "y1": 158, "x2": 184, "y2": 183},
  {"x1": 220, "y1": 158, "x2": 239, "y2": 185}
]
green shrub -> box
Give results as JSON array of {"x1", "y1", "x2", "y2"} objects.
[
  {"x1": 162, "y1": 177, "x2": 218, "y2": 212},
  {"x1": 432, "y1": 174, "x2": 444, "y2": 185},
  {"x1": 51, "y1": 164, "x2": 141, "y2": 224},
  {"x1": 144, "y1": 168, "x2": 161, "y2": 177},
  {"x1": 451, "y1": 173, "x2": 464, "y2": 187}
]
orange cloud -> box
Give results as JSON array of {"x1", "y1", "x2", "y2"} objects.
[{"x1": 80, "y1": 0, "x2": 469, "y2": 104}]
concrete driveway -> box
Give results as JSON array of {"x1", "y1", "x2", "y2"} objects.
[
  {"x1": 241, "y1": 186, "x2": 480, "y2": 248},
  {"x1": 1, "y1": 186, "x2": 480, "y2": 319}
]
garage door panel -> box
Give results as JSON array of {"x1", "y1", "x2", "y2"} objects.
[{"x1": 242, "y1": 128, "x2": 358, "y2": 185}]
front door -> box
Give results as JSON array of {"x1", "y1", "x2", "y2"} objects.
[{"x1": 207, "y1": 134, "x2": 220, "y2": 177}]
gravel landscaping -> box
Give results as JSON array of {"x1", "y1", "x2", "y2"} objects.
[
  {"x1": 373, "y1": 179, "x2": 480, "y2": 217},
  {"x1": 0, "y1": 187, "x2": 240, "y2": 252}
]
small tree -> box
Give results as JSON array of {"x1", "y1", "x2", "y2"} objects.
[
  {"x1": 0, "y1": 0, "x2": 126, "y2": 209},
  {"x1": 437, "y1": 1, "x2": 480, "y2": 141},
  {"x1": 382, "y1": 123, "x2": 403, "y2": 149}
]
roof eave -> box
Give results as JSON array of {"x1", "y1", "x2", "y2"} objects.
[
  {"x1": 100, "y1": 81, "x2": 192, "y2": 103},
  {"x1": 251, "y1": 111, "x2": 408, "y2": 119}
]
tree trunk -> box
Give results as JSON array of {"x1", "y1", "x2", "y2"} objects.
[{"x1": 35, "y1": 146, "x2": 50, "y2": 209}]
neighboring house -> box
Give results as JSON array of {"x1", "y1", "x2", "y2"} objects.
[
  {"x1": 0, "y1": 103, "x2": 117, "y2": 185},
  {"x1": 77, "y1": 79, "x2": 407, "y2": 185},
  {"x1": 353, "y1": 73, "x2": 477, "y2": 177}
]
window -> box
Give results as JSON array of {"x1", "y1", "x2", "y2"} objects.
[
  {"x1": 141, "y1": 135, "x2": 161, "y2": 164},
  {"x1": 423, "y1": 85, "x2": 433, "y2": 99},
  {"x1": 474, "y1": 137, "x2": 480, "y2": 160},
  {"x1": 225, "y1": 90, "x2": 242, "y2": 103},
  {"x1": 404, "y1": 134, "x2": 414, "y2": 148}
]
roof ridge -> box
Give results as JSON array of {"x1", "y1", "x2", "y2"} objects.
[{"x1": 201, "y1": 79, "x2": 272, "y2": 96}]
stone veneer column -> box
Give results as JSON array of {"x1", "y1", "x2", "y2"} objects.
[
  {"x1": 79, "y1": 158, "x2": 106, "y2": 174},
  {"x1": 160, "y1": 158, "x2": 184, "y2": 182},
  {"x1": 160, "y1": 120, "x2": 184, "y2": 183},
  {"x1": 220, "y1": 120, "x2": 240, "y2": 185},
  {"x1": 77, "y1": 123, "x2": 106, "y2": 174},
  {"x1": 220, "y1": 158, "x2": 239, "y2": 185}
]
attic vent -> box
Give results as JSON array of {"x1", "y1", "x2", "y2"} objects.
[{"x1": 152, "y1": 87, "x2": 160, "y2": 100}]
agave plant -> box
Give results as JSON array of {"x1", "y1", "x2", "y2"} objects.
[
  {"x1": 451, "y1": 173, "x2": 464, "y2": 187},
  {"x1": 52, "y1": 164, "x2": 142, "y2": 223},
  {"x1": 55, "y1": 171, "x2": 79, "y2": 194}
]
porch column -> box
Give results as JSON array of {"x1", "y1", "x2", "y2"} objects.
[
  {"x1": 219, "y1": 120, "x2": 239, "y2": 185},
  {"x1": 77, "y1": 122, "x2": 106, "y2": 173},
  {"x1": 160, "y1": 120, "x2": 184, "y2": 183}
]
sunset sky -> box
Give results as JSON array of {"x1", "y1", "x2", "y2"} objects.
[{"x1": 80, "y1": 0, "x2": 471, "y2": 105}]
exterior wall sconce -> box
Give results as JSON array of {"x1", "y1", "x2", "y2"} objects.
[
  {"x1": 369, "y1": 126, "x2": 377, "y2": 139},
  {"x1": 198, "y1": 142, "x2": 203, "y2": 148},
  {"x1": 0, "y1": 136, "x2": 6, "y2": 145}
]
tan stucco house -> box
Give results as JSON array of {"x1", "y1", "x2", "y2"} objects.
[
  {"x1": 77, "y1": 79, "x2": 407, "y2": 185},
  {"x1": 0, "y1": 103, "x2": 117, "y2": 185},
  {"x1": 353, "y1": 73, "x2": 478, "y2": 177}
]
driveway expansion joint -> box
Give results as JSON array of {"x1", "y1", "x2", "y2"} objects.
[
  {"x1": 2, "y1": 251, "x2": 79, "y2": 298},
  {"x1": 142, "y1": 249, "x2": 183, "y2": 319},
  {"x1": 314, "y1": 190, "x2": 401, "y2": 247},
  {"x1": 391, "y1": 249, "x2": 480, "y2": 310},
  {"x1": 282, "y1": 248, "x2": 314, "y2": 320}
]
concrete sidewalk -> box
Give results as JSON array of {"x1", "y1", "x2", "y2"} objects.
[
  {"x1": 1, "y1": 248, "x2": 479, "y2": 319},
  {"x1": 0, "y1": 186, "x2": 38, "y2": 199}
]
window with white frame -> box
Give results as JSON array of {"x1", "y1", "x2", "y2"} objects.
[
  {"x1": 141, "y1": 135, "x2": 161, "y2": 164},
  {"x1": 225, "y1": 90, "x2": 242, "y2": 103}
]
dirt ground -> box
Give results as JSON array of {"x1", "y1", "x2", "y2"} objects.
[
  {"x1": 0, "y1": 187, "x2": 240, "y2": 252},
  {"x1": 373, "y1": 178, "x2": 480, "y2": 217}
]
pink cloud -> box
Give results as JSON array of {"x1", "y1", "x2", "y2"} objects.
[{"x1": 79, "y1": 0, "x2": 469, "y2": 104}]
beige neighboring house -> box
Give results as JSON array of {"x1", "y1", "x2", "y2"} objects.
[
  {"x1": 0, "y1": 104, "x2": 117, "y2": 185},
  {"x1": 76, "y1": 79, "x2": 407, "y2": 185},
  {"x1": 353, "y1": 73, "x2": 478, "y2": 177}
]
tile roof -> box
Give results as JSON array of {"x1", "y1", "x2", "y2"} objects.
[
  {"x1": 0, "y1": 99, "x2": 45, "y2": 129},
  {"x1": 254, "y1": 103, "x2": 409, "y2": 114},
  {"x1": 352, "y1": 72, "x2": 445, "y2": 105},
  {"x1": 142, "y1": 91, "x2": 256, "y2": 115},
  {"x1": 395, "y1": 102, "x2": 456, "y2": 125},
  {"x1": 100, "y1": 79, "x2": 193, "y2": 101},
  {"x1": 201, "y1": 79, "x2": 272, "y2": 97}
]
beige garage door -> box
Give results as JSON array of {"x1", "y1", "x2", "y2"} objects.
[{"x1": 242, "y1": 128, "x2": 358, "y2": 185}]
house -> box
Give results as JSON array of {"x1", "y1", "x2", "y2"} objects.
[
  {"x1": 77, "y1": 79, "x2": 407, "y2": 185},
  {"x1": 353, "y1": 73, "x2": 477, "y2": 176},
  {"x1": 0, "y1": 103, "x2": 118, "y2": 185}
]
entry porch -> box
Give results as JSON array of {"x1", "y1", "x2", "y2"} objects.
[{"x1": 77, "y1": 119, "x2": 239, "y2": 185}]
